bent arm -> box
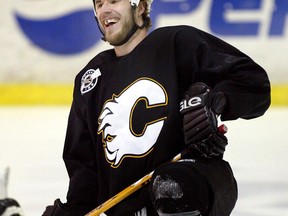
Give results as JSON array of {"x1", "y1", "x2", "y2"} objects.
[{"x1": 176, "y1": 26, "x2": 271, "y2": 121}]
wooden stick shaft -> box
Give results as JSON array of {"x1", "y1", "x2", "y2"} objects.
[{"x1": 85, "y1": 152, "x2": 182, "y2": 216}]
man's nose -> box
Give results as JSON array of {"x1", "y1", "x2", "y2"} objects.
[{"x1": 101, "y1": 1, "x2": 113, "y2": 12}]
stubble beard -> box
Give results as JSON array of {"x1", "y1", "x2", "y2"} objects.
[{"x1": 105, "y1": 14, "x2": 135, "y2": 46}]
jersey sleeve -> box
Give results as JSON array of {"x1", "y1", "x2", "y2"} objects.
[
  {"x1": 62, "y1": 75, "x2": 99, "y2": 214},
  {"x1": 175, "y1": 26, "x2": 270, "y2": 121}
]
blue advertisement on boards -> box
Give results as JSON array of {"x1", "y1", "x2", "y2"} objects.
[
  {"x1": 14, "y1": 0, "x2": 287, "y2": 55},
  {"x1": 0, "y1": 0, "x2": 286, "y2": 83}
]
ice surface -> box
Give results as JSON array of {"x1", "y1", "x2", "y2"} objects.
[{"x1": 0, "y1": 107, "x2": 287, "y2": 216}]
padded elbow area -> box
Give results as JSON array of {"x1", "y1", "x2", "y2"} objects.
[{"x1": 149, "y1": 161, "x2": 210, "y2": 215}]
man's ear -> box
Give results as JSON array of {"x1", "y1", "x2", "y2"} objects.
[{"x1": 136, "y1": 1, "x2": 145, "y2": 16}]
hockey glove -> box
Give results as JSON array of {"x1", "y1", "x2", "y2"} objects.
[
  {"x1": 42, "y1": 199, "x2": 68, "y2": 216},
  {"x1": 42, "y1": 199, "x2": 95, "y2": 216},
  {"x1": 42, "y1": 199, "x2": 107, "y2": 216},
  {"x1": 180, "y1": 82, "x2": 228, "y2": 158}
]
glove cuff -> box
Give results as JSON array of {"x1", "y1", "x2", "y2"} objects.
[{"x1": 211, "y1": 92, "x2": 227, "y2": 115}]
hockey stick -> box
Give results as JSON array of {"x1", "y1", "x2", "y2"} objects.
[
  {"x1": 85, "y1": 125, "x2": 227, "y2": 216},
  {"x1": 84, "y1": 151, "x2": 185, "y2": 216}
]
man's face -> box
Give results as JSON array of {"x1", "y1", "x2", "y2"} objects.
[{"x1": 94, "y1": 0, "x2": 135, "y2": 45}]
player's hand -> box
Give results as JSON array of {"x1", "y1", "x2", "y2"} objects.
[
  {"x1": 42, "y1": 199, "x2": 67, "y2": 216},
  {"x1": 42, "y1": 199, "x2": 96, "y2": 216},
  {"x1": 180, "y1": 82, "x2": 228, "y2": 158},
  {"x1": 187, "y1": 127, "x2": 228, "y2": 158},
  {"x1": 42, "y1": 199, "x2": 82, "y2": 216}
]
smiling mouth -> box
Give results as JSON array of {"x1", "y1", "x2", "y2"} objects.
[{"x1": 104, "y1": 18, "x2": 118, "y2": 27}]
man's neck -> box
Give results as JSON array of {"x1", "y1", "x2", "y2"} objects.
[{"x1": 114, "y1": 29, "x2": 147, "y2": 57}]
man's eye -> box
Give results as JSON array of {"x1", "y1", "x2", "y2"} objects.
[
  {"x1": 96, "y1": 3, "x2": 103, "y2": 9},
  {"x1": 111, "y1": 0, "x2": 119, "y2": 4}
]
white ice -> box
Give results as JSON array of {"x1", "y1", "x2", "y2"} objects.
[{"x1": 0, "y1": 107, "x2": 287, "y2": 216}]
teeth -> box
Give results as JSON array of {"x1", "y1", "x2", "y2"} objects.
[{"x1": 104, "y1": 18, "x2": 117, "y2": 26}]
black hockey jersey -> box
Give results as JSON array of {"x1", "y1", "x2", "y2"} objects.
[{"x1": 62, "y1": 25, "x2": 270, "y2": 214}]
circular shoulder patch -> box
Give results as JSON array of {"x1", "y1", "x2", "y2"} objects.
[{"x1": 80, "y1": 68, "x2": 101, "y2": 94}]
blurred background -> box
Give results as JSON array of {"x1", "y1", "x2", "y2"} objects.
[{"x1": 0, "y1": 0, "x2": 287, "y2": 215}]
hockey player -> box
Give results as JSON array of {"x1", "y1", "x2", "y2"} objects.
[{"x1": 42, "y1": 0, "x2": 270, "y2": 215}]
